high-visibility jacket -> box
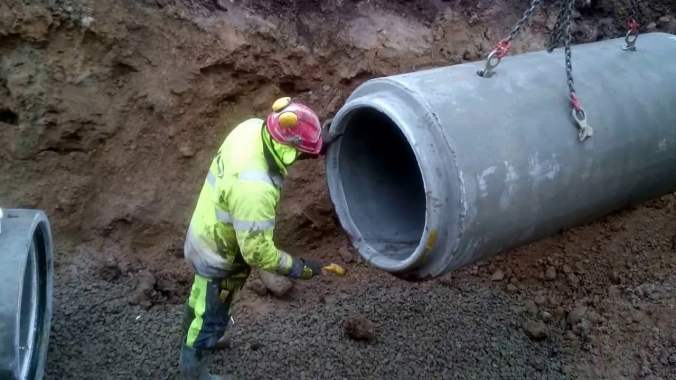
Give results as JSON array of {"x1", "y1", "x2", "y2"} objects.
[{"x1": 184, "y1": 118, "x2": 298, "y2": 280}]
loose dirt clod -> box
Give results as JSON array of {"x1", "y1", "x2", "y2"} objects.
[
  {"x1": 259, "y1": 271, "x2": 293, "y2": 298},
  {"x1": 524, "y1": 320, "x2": 548, "y2": 341},
  {"x1": 247, "y1": 279, "x2": 269, "y2": 297},
  {"x1": 567, "y1": 305, "x2": 588, "y2": 326},
  {"x1": 609, "y1": 270, "x2": 622, "y2": 285},
  {"x1": 98, "y1": 262, "x2": 122, "y2": 282},
  {"x1": 545, "y1": 266, "x2": 557, "y2": 281},
  {"x1": 344, "y1": 315, "x2": 376, "y2": 342},
  {"x1": 339, "y1": 245, "x2": 356, "y2": 263},
  {"x1": 130, "y1": 270, "x2": 157, "y2": 309}
]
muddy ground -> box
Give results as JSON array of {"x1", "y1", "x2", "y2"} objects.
[
  {"x1": 1, "y1": 0, "x2": 676, "y2": 379},
  {"x1": 46, "y1": 194, "x2": 676, "y2": 379}
]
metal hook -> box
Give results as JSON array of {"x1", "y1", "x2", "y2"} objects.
[
  {"x1": 572, "y1": 108, "x2": 594, "y2": 142},
  {"x1": 623, "y1": 30, "x2": 638, "y2": 51},
  {"x1": 477, "y1": 51, "x2": 501, "y2": 78}
]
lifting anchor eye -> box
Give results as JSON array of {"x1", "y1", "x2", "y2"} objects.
[
  {"x1": 477, "y1": 50, "x2": 501, "y2": 78},
  {"x1": 623, "y1": 26, "x2": 639, "y2": 51},
  {"x1": 623, "y1": 9, "x2": 640, "y2": 51},
  {"x1": 572, "y1": 108, "x2": 594, "y2": 142}
]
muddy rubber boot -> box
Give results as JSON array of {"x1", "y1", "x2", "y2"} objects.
[
  {"x1": 212, "y1": 334, "x2": 230, "y2": 350},
  {"x1": 179, "y1": 345, "x2": 224, "y2": 380},
  {"x1": 208, "y1": 316, "x2": 235, "y2": 351}
]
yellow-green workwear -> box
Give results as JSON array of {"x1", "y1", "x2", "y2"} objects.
[{"x1": 184, "y1": 118, "x2": 316, "y2": 279}]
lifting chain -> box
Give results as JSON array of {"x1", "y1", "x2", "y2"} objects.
[
  {"x1": 623, "y1": 0, "x2": 641, "y2": 51},
  {"x1": 477, "y1": 0, "x2": 543, "y2": 78},
  {"x1": 547, "y1": 0, "x2": 593, "y2": 141}
]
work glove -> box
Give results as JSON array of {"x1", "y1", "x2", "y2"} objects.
[{"x1": 288, "y1": 257, "x2": 323, "y2": 280}]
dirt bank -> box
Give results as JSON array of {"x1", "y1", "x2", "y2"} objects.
[
  {"x1": 1, "y1": 0, "x2": 675, "y2": 379},
  {"x1": 2, "y1": 0, "x2": 675, "y2": 255}
]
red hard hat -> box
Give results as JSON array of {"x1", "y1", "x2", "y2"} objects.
[{"x1": 266, "y1": 97, "x2": 323, "y2": 155}]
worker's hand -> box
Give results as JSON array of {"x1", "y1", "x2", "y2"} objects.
[
  {"x1": 300, "y1": 258, "x2": 323, "y2": 279},
  {"x1": 287, "y1": 257, "x2": 323, "y2": 280}
]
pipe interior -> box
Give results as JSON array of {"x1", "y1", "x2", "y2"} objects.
[{"x1": 338, "y1": 107, "x2": 426, "y2": 261}]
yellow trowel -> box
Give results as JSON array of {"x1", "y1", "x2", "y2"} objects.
[{"x1": 323, "y1": 263, "x2": 347, "y2": 276}]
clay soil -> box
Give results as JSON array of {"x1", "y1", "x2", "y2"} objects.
[{"x1": 1, "y1": 0, "x2": 675, "y2": 379}]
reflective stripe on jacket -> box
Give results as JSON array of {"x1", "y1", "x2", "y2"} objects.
[{"x1": 185, "y1": 118, "x2": 296, "y2": 278}]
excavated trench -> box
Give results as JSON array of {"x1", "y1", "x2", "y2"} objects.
[{"x1": 1, "y1": 0, "x2": 675, "y2": 379}]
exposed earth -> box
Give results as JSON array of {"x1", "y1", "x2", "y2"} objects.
[{"x1": 1, "y1": 0, "x2": 675, "y2": 379}]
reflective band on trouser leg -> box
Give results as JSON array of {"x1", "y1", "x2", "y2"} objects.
[
  {"x1": 181, "y1": 303, "x2": 195, "y2": 341},
  {"x1": 185, "y1": 274, "x2": 233, "y2": 349},
  {"x1": 186, "y1": 274, "x2": 209, "y2": 348}
]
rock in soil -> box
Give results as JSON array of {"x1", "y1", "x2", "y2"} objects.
[
  {"x1": 259, "y1": 271, "x2": 293, "y2": 297},
  {"x1": 567, "y1": 305, "x2": 588, "y2": 326},
  {"x1": 524, "y1": 320, "x2": 548, "y2": 341},
  {"x1": 178, "y1": 143, "x2": 195, "y2": 158},
  {"x1": 658, "y1": 15, "x2": 672, "y2": 25},
  {"x1": 247, "y1": 278, "x2": 269, "y2": 297},
  {"x1": 541, "y1": 311, "x2": 553, "y2": 321},
  {"x1": 609, "y1": 270, "x2": 622, "y2": 285},
  {"x1": 214, "y1": 0, "x2": 229, "y2": 11},
  {"x1": 344, "y1": 315, "x2": 376, "y2": 342},
  {"x1": 491, "y1": 270, "x2": 505, "y2": 281},
  {"x1": 545, "y1": 266, "x2": 557, "y2": 281},
  {"x1": 567, "y1": 273, "x2": 581, "y2": 287},
  {"x1": 98, "y1": 262, "x2": 122, "y2": 282},
  {"x1": 130, "y1": 270, "x2": 157, "y2": 309},
  {"x1": 534, "y1": 294, "x2": 547, "y2": 306},
  {"x1": 339, "y1": 245, "x2": 356, "y2": 263}
]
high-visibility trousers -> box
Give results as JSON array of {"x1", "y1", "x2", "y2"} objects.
[{"x1": 182, "y1": 273, "x2": 248, "y2": 349}]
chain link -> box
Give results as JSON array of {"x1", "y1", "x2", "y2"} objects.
[
  {"x1": 546, "y1": 0, "x2": 593, "y2": 141},
  {"x1": 504, "y1": 0, "x2": 544, "y2": 43},
  {"x1": 623, "y1": 0, "x2": 641, "y2": 51},
  {"x1": 546, "y1": 0, "x2": 576, "y2": 95},
  {"x1": 546, "y1": 0, "x2": 566, "y2": 52},
  {"x1": 562, "y1": 0, "x2": 576, "y2": 97},
  {"x1": 477, "y1": 0, "x2": 543, "y2": 77},
  {"x1": 629, "y1": 0, "x2": 641, "y2": 24},
  {"x1": 478, "y1": 0, "x2": 595, "y2": 140}
]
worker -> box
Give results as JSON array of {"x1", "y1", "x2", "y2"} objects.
[{"x1": 179, "y1": 97, "x2": 331, "y2": 380}]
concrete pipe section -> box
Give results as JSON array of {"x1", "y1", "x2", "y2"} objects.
[
  {"x1": 0, "y1": 209, "x2": 53, "y2": 380},
  {"x1": 326, "y1": 33, "x2": 676, "y2": 280}
]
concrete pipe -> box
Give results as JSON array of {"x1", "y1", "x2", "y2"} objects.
[
  {"x1": 326, "y1": 33, "x2": 676, "y2": 280},
  {"x1": 0, "y1": 209, "x2": 53, "y2": 380}
]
